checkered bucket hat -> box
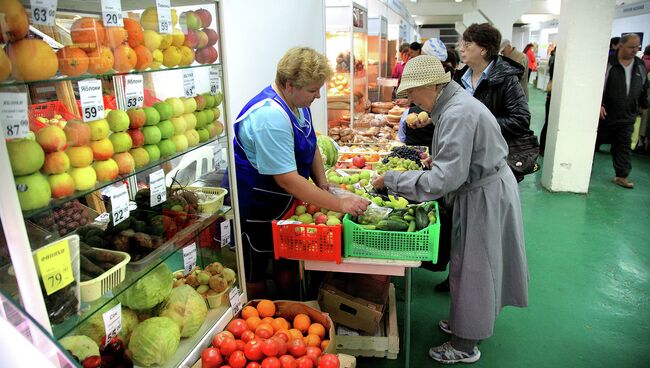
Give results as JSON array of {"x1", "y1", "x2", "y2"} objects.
[{"x1": 396, "y1": 55, "x2": 451, "y2": 98}]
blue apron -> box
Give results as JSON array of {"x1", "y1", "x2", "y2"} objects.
[{"x1": 229, "y1": 85, "x2": 317, "y2": 256}]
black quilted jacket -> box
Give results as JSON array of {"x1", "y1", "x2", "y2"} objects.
[{"x1": 454, "y1": 56, "x2": 532, "y2": 142}]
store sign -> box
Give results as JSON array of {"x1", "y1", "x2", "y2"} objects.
[
  {"x1": 183, "y1": 69, "x2": 196, "y2": 97},
  {"x1": 110, "y1": 183, "x2": 130, "y2": 226},
  {"x1": 149, "y1": 169, "x2": 166, "y2": 207},
  {"x1": 220, "y1": 220, "x2": 231, "y2": 247},
  {"x1": 101, "y1": 0, "x2": 124, "y2": 27},
  {"x1": 124, "y1": 75, "x2": 144, "y2": 108},
  {"x1": 102, "y1": 303, "x2": 122, "y2": 346},
  {"x1": 78, "y1": 79, "x2": 105, "y2": 122},
  {"x1": 156, "y1": 0, "x2": 172, "y2": 34},
  {"x1": 35, "y1": 239, "x2": 74, "y2": 296},
  {"x1": 30, "y1": 0, "x2": 57, "y2": 26},
  {"x1": 0, "y1": 93, "x2": 29, "y2": 139},
  {"x1": 183, "y1": 243, "x2": 197, "y2": 275},
  {"x1": 209, "y1": 67, "x2": 221, "y2": 94}
]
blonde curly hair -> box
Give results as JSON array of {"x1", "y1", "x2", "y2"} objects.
[{"x1": 276, "y1": 47, "x2": 332, "y2": 89}]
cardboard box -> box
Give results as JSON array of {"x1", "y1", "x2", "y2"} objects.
[{"x1": 318, "y1": 273, "x2": 390, "y2": 334}]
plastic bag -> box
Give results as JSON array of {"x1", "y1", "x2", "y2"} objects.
[{"x1": 357, "y1": 203, "x2": 392, "y2": 225}]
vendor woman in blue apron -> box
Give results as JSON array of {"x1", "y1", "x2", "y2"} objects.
[{"x1": 227, "y1": 47, "x2": 369, "y2": 298}]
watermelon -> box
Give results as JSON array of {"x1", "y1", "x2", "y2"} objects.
[{"x1": 317, "y1": 135, "x2": 339, "y2": 168}]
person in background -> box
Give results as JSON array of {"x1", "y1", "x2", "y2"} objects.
[
  {"x1": 609, "y1": 36, "x2": 621, "y2": 56},
  {"x1": 408, "y1": 41, "x2": 422, "y2": 59},
  {"x1": 637, "y1": 45, "x2": 650, "y2": 154},
  {"x1": 448, "y1": 44, "x2": 461, "y2": 67},
  {"x1": 522, "y1": 43, "x2": 538, "y2": 82},
  {"x1": 596, "y1": 34, "x2": 649, "y2": 189},
  {"x1": 226, "y1": 47, "x2": 369, "y2": 298},
  {"x1": 642, "y1": 45, "x2": 650, "y2": 71},
  {"x1": 540, "y1": 46, "x2": 556, "y2": 156},
  {"x1": 500, "y1": 39, "x2": 529, "y2": 99},
  {"x1": 392, "y1": 42, "x2": 411, "y2": 99},
  {"x1": 373, "y1": 56, "x2": 528, "y2": 364}
]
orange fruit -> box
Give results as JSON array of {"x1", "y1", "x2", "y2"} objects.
[
  {"x1": 104, "y1": 27, "x2": 128, "y2": 48},
  {"x1": 320, "y1": 339, "x2": 330, "y2": 350},
  {"x1": 262, "y1": 317, "x2": 275, "y2": 326},
  {"x1": 112, "y1": 45, "x2": 137, "y2": 72},
  {"x1": 292, "y1": 313, "x2": 311, "y2": 333},
  {"x1": 307, "y1": 323, "x2": 326, "y2": 340},
  {"x1": 123, "y1": 18, "x2": 144, "y2": 48},
  {"x1": 256, "y1": 299, "x2": 276, "y2": 318},
  {"x1": 242, "y1": 306, "x2": 259, "y2": 320},
  {"x1": 255, "y1": 323, "x2": 274, "y2": 339},
  {"x1": 245, "y1": 316, "x2": 262, "y2": 331},
  {"x1": 71, "y1": 17, "x2": 106, "y2": 51},
  {"x1": 288, "y1": 328, "x2": 303, "y2": 340},
  {"x1": 56, "y1": 46, "x2": 89, "y2": 77},
  {"x1": 271, "y1": 317, "x2": 290, "y2": 333},
  {"x1": 274, "y1": 329, "x2": 291, "y2": 342},
  {"x1": 304, "y1": 333, "x2": 321, "y2": 347},
  {"x1": 133, "y1": 45, "x2": 152, "y2": 70},
  {"x1": 87, "y1": 46, "x2": 114, "y2": 74}
]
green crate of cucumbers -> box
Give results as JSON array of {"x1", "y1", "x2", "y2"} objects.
[{"x1": 343, "y1": 201, "x2": 439, "y2": 262}]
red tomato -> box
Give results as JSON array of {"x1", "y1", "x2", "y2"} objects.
[
  {"x1": 222, "y1": 366, "x2": 233, "y2": 368},
  {"x1": 317, "y1": 354, "x2": 339, "y2": 368},
  {"x1": 229, "y1": 350, "x2": 248, "y2": 368},
  {"x1": 228, "y1": 319, "x2": 249, "y2": 339},
  {"x1": 295, "y1": 356, "x2": 313, "y2": 368},
  {"x1": 272, "y1": 337, "x2": 287, "y2": 356},
  {"x1": 201, "y1": 347, "x2": 224, "y2": 368},
  {"x1": 261, "y1": 338, "x2": 280, "y2": 357},
  {"x1": 274, "y1": 330, "x2": 291, "y2": 342},
  {"x1": 287, "y1": 338, "x2": 307, "y2": 358},
  {"x1": 304, "y1": 347, "x2": 321, "y2": 366},
  {"x1": 244, "y1": 339, "x2": 264, "y2": 362},
  {"x1": 236, "y1": 339, "x2": 247, "y2": 351},
  {"x1": 261, "y1": 357, "x2": 281, "y2": 368},
  {"x1": 279, "y1": 355, "x2": 297, "y2": 368},
  {"x1": 246, "y1": 363, "x2": 262, "y2": 368},
  {"x1": 241, "y1": 330, "x2": 256, "y2": 343},
  {"x1": 220, "y1": 337, "x2": 238, "y2": 357},
  {"x1": 213, "y1": 331, "x2": 235, "y2": 348}
]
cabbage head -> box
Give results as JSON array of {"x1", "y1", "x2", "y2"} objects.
[
  {"x1": 118, "y1": 263, "x2": 173, "y2": 310},
  {"x1": 76, "y1": 302, "x2": 139, "y2": 345},
  {"x1": 59, "y1": 335, "x2": 99, "y2": 360},
  {"x1": 158, "y1": 285, "x2": 208, "y2": 337},
  {"x1": 128, "y1": 317, "x2": 180, "y2": 366}
]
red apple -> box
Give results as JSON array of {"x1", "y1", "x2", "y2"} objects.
[
  {"x1": 195, "y1": 9, "x2": 213, "y2": 28},
  {"x1": 128, "y1": 129, "x2": 145, "y2": 148},
  {"x1": 204, "y1": 28, "x2": 218, "y2": 46},
  {"x1": 183, "y1": 29, "x2": 199, "y2": 48},
  {"x1": 352, "y1": 156, "x2": 366, "y2": 168}
]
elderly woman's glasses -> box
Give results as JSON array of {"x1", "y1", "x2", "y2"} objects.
[{"x1": 460, "y1": 40, "x2": 473, "y2": 49}]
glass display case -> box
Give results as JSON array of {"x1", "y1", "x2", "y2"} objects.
[
  {"x1": 325, "y1": 1, "x2": 368, "y2": 134},
  {"x1": 368, "y1": 16, "x2": 390, "y2": 103},
  {"x1": 0, "y1": 1, "x2": 244, "y2": 367}
]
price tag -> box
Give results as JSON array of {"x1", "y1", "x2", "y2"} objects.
[
  {"x1": 156, "y1": 0, "x2": 172, "y2": 34},
  {"x1": 102, "y1": 303, "x2": 122, "y2": 346},
  {"x1": 110, "y1": 184, "x2": 130, "y2": 226},
  {"x1": 0, "y1": 93, "x2": 29, "y2": 139},
  {"x1": 220, "y1": 220, "x2": 231, "y2": 247},
  {"x1": 149, "y1": 169, "x2": 166, "y2": 207},
  {"x1": 335, "y1": 169, "x2": 351, "y2": 177},
  {"x1": 35, "y1": 239, "x2": 74, "y2": 296},
  {"x1": 229, "y1": 287, "x2": 243, "y2": 315},
  {"x1": 182, "y1": 243, "x2": 197, "y2": 275},
  {"x1": 78, "y1": 79, "x2": 105, "y2": 122},
  {"x1": 209, "y1": 67, "x2": 221, "y2": 94},
  {"x1": 101, "y1": 0, "x2": 123, "y2": 27},
  {"x1": 183, "y1": 69, "x2": 195, "y2": 97},
  {"x1": 124, "y1": 75, "x2": 144, "y2": 108},
  {"x1": 30, "y1": 0, "x2": 57, "y2": 26}
]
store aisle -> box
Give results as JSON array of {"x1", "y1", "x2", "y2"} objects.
[{"x1": 359, "y1": 87, "x2": 650, "y2": 367}]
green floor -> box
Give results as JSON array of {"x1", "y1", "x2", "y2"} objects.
[{"x1": 358, "y1": 88, "x2": 650, "y2": 367}]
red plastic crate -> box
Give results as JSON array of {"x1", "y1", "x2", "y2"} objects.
[
  {"x1": 272, "y1": 201, "x2": 342, "y2": 263},
  {"x1": 28, "y1": 101, "x2": 77, "y2": 132}
]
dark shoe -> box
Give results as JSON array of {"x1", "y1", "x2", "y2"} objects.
[
  {"x1": 613, "y1": 177, "x2": 634, "y2": 189},
  {"x1": 435, "y1": 277, "x2": 450, "y2": 292}
]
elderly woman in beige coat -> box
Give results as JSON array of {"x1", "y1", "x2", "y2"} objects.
[{"x1": 373, "y1": 55, "x2": 529, "y2": 364}]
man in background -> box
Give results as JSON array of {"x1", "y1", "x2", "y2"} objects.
[{"x1": 501, "y1": 39, "x2": 529, "y2": 99}]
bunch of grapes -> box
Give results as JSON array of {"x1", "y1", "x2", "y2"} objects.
[
  {"x1": 375, "y1": 157, "x2": 422, "y2": 174},
  {"x1": 383, "y1": 146, "x2": 425, "y2": 165}
]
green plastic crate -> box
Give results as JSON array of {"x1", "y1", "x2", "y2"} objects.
[{"x1": 343, "y1": 202, "x2": 440, "y2": 262}]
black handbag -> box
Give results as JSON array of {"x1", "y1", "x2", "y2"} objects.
[{"x1": 507, "y1": 134, "x2": 540, "y2": 181}]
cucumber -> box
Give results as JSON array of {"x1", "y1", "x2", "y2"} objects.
[
  {"x1": 415, "y1": 206, "x2": 429, "y2": 230},
  {"x1": 407, "y1": 208, "x2": 415, "y2": 215},
  {"x1": 361, "y1": 224, "x2": 377, "y2": 230},
  {"x1": 403, "y1": 214, "x2": 415, "y2": 221},
  {"x1": 407, "y1": 220, "x2": 416, "y2": 232},
  {"x1": 388, "y1": 215, "x2": 409, "y2": 224},
  {"x1": 376, "y1": 219, "x2": 409, "y2": 231}
]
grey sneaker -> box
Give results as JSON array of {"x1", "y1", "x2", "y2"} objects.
[
  {"x1": 439, "y1": 319, "x2": 452, "y2": 334},
  {"x1": 429, "y1": 342, "x2": 481, "y2": 364}
]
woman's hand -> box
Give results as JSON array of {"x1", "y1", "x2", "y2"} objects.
[
  {"x1": 339, "y1": 196, "x2": 370, "y2": 216},
  {"x1": 372, "y1": 175, "x2": 385, "y2": 189}
]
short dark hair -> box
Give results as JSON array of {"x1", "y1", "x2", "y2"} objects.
[
  {"x1": 462, "y1": 23, "x2": 501, "y2": 61},
  {"x1": 610, "y1": 37, "x2": 620, "y2": 48},
  {"x1": 409, "y1": 42, "x2": 422, "y2": 51},
  {"x1": 644, "y1": 45, "x2": 650, "y2": 56}
]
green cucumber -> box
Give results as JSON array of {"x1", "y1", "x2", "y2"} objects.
[
  {"x1": 407, "y1": 220, "x2": 416, "y2": 232},
  {"x1": 403, "y1": 214, "x2": 415, "y2": 221},
  {"x1": 376, "y1": 219, "x2": 409, "y2": 231},
  {"x1": 415, "y1": 206, "x2": 429, "y2": 230}
]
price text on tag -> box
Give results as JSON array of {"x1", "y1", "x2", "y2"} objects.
[
  {"x1": 209, "y1": 67, "x2": 221, "y2": 94},
  {"x1": 183, "y1": 69, "x2": 195, "y2": 97},
  {"x1": 110, "y1": 184, "x2": 130, "y2": 226},
  {"x1": 149, "y1": 169, "x2": 166, "y2": 207},
  {"x1": 220, "y1": 220, "x2": 231, "y2": 247},
  {"x1": 183, "y1": 243, "x2": 197, "y2": 275},
  {"x1": 102, "y1": 303, "x2": 122, "y2": 346},
  {"x1": 31, "y1": 0, "x2": 57, "y2": 26},
  {"x1": 124, "y1": 75, "x2": 144, "y2": 108},
  {"x1": 156, "y1": 0, "x2": 172, "y2": 34},
  {"x1": 36, "y1": 239, "x2": 74, "y2": 296},
  {"x1": 0, "y1": 93, "x2": 30, "y2": 139},
  {"x1": 78, "y1": 79, "x2": 105, "y2": 122},
  {"x1": 229, "y1": 287, "x2": 243, "y2": 315},
  {"x1": 101, "y1": 0, "x2": 123, "y2": 27}
]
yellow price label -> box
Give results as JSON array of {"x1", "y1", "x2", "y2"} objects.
[{"x1": 36, "y1": 239, "x2": 74, "y2": 296}]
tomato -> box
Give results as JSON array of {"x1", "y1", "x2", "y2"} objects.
[
  {"x1": 236, "y1": 339, "x2": 247, "y2": 351},
  {"x1": 304, "y1": 347, "x2": 321, "y2": 366},
  {"x1": 201, "y1": 347, "x2": 224, "y2": 368},
  {"x1": 244, "y1": 339, "x2": 264, "y2": 362},
  {"x1": 287, "y1": 338, "x2": 307, "y2": 358},
  {"x1": 317, "y1": 354, "x2": 339, "y2": 368},
  {"x1": 279, "y1": 354, "x2": 297, "y2": 368},
  {"x1": 261, "y1": 357, "x2": 281, "y2": 368},
  {"x1": 246, "y1": 363, "x2": 262, "y2": 368},
  {"x1": 274, "y1": 330, "x2": 291, "y2": 342},
  {"x1": 255, "y1": 324, "x2": 274, "y2": 339},
  {"x1": 228, "y1": 350, "x2": 248, "y2": 368},
  {"x1": 220, "y1": 337, "x2": 238, "y2": 357},
  {"x1": 241, "y1": 330, "x2": 256, "y2": 343},
  {"x1": 272, "y1": 337, "x2": 287, "y2": 356},
  {"x1": 228, "y1": 319, "x2": 249, "y2": 339},
  {"x1": 295, "y1": 356, "x2": 314, "y2": 368},
  {"x1": 213, "y1": 331, "x2": 235, "y2": 348},
  {"x1": 261, "y1": 338, "x2": 280, "y2": 357},
  {"x1": 81, "y1": 355, "x2": 101, "y2": 368},
  {"x1": 352, "y1": 156, "x2": 366, "y2": 168}
]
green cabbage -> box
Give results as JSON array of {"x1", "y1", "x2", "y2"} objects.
[
  {"x1": 59, "y1": 335, "x2": 99, "y2": 361},
  {"x1": 158, "y1": 284, "x2": 208, "y2": 337},
  {"x1": 317, "y1": 135, "x2": 339, "y2": 168},
  {"x1": 75, "y1": 303, "x2": 140, "y2": 345},
  {"x1": 129, "y1": 317, "x2": 180, "y2": 366},
  {"x1": 118, "y1": 263, "x2": 173, "y2": 310}
]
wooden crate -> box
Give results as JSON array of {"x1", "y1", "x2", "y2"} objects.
[{"x1": 333, "y1": 283, "x2": 399, "y2": 359}]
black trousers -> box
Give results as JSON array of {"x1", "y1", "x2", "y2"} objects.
[
  {"x1": 540, "y1": 93, "x2": 551, "y2": 155},
  {"x1": 595, "y1": 122, "x2": 635, "y2": 178}
]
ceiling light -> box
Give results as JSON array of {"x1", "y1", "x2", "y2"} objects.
[{"x1": 455, "y1": 0, "x2": 463, "y2": 3}]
